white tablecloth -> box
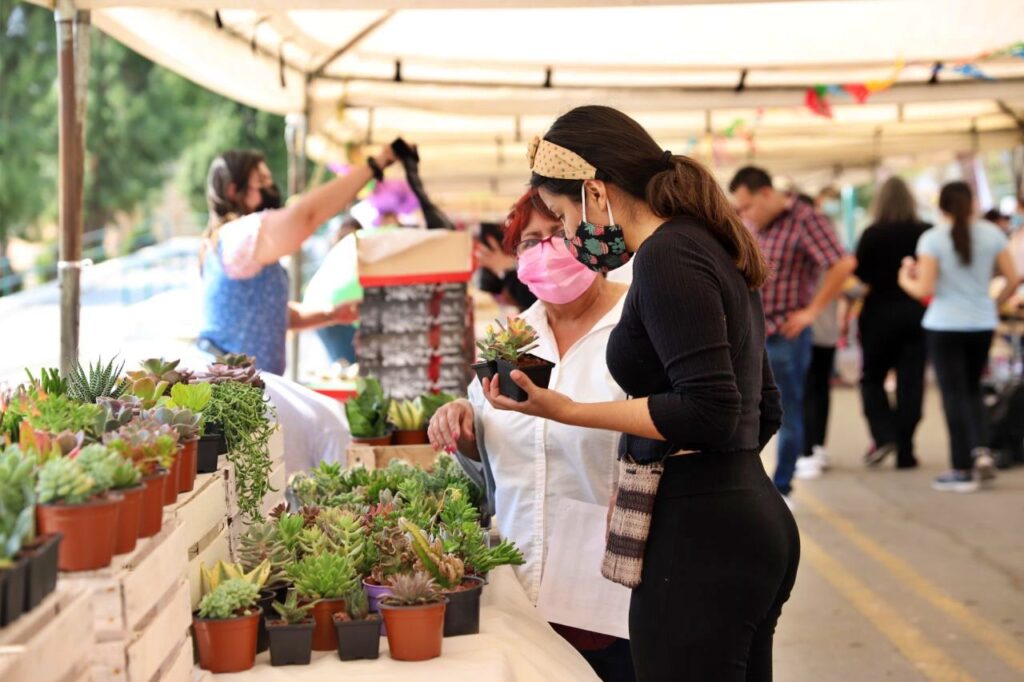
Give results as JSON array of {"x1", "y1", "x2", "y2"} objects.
[{"x1": 211, "y1": 566, "x2": 600, "y2": 681}]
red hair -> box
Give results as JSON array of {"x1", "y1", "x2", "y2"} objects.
[{"x1": 502, "y1": 188, "x2": 559, "y2": 254}]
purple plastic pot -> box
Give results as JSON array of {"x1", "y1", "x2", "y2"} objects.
[{"x1": 362, "y1": 579, "x2": 394, "y2": 636}]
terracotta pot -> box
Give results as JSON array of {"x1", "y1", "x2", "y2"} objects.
[
  {"x1": 393, "y1": 429, "x2": 429, "y2": 446},
  {"x1": 177, "y1": 439, "x2": 198, "y2": 494},
  {"x1": 380, "y1": 599, "x2": 447, "y2": 661},
  {"x1": 36, "y1": 493, "x2": 122, "y2": 572},
  {"x1": 193, "y1": 609, "x2": 260, "y2": 673},
  {"x1": 138, "y1": 470, "x2": 168, "y2": 538},
  {"x1": 163, "y1": 449, "x2": 182, "y2": 505},
  {"x1": 352, "y1": 432, "x2": 394, "y2": 447},
  {"x1": 309, "y1": 598, "x2": 347, "y2": 651},
  {"x1": 113, "y1": 485, "x2": 145, "y2": 555}
]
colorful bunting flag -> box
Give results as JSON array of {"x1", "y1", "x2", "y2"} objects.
[
  {"x1": 805, "y1": 88, "x2": 833, "y2": 118},
  {"x1": 952, "y1": 63, "x2": 994, "y2": 80}
]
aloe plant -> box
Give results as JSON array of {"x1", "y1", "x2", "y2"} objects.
[
  {"x1": 388, "y1": 398, "x2": 426, "y2": 431},
  {"x1": 380, "y1": 571, "x2": 443, "y2": 607},
  {"x1": 400, "y1": 517, "x2": 464, "y2": 590},
  {"x1": 25, "y1": 367, "x2": 67, "y2": 397},
  {"x1": 67, "y1": 356, "x2": 127, "y2": 403},
  {"x1": 271, "y1": 590, "x2": 316, "y2": 624},
  {"x1": 200, "y1": 558, "x2": 271, "y2": 596}
]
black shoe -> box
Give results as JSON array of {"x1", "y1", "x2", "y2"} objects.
[
  {"x1": 865, "y1": 443, "x2": 897, "y2": 467},
  {"x1": 896, "y1": 459, "x2": 919, "y2": 470}
]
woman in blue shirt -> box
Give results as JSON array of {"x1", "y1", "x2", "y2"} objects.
[
  {"x1": 199, "y1": 147, "x2": 396, "y2": 374},
  {"x1": 898, "y1": 181, "x2": 1020, "y2": 492}
]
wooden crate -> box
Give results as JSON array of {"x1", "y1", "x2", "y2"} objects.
[
  {"x1": 60, "y1": 520, "x2": 187, "y2": 635},
  {"x1": 155, "y1": 635, "x2": 194, "y2": 682},
  {"x1": 348, "y1": 443, "x2": 441, "y2": 470},
  {"x1": 90, "y1": 579, "x2": 191, "y2": 682},
  {"x1": 187, "y1": 524, "x2": 231, "y2": 609},
  {"x1": 169, "y1": 470, "x2": 231, "y2": 556},
  {"x1": 0, "y1": 587, "x2": 94, "y2": 682}
]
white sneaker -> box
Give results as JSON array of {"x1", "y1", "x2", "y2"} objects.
[
  {"x1": 811, "y1": 445, "x2": 831, "y2": 470},
  {"x1": 795, "y1": 456, "x2": 823, "y2": 480},
  {"x1": 973, "y1": 448, "x2": 997, "y2": 482}
]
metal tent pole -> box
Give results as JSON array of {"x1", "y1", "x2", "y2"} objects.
[
  {"x1": 285, "y1": 111, "x2": 308, "y2": 381},
  {"x1": 55, "y1": 1, "x2": 90, "y2": 375}
]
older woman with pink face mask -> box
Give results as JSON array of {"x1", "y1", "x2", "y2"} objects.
[{"x1": 429, "y1": 189, "x2": 633, "y2": 682}]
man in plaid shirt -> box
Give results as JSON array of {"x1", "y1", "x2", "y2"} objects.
[{"x1": 730, "y1": 167, "x2": 857, "y2": 500}]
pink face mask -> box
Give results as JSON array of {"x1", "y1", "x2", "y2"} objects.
[{"x1": 517, "y1": 237, "x2": 598, "y2": 304}]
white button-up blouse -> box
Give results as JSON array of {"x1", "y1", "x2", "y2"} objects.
[{"x1": 467, "y1": 295, "x2": 627, "y2": 603}]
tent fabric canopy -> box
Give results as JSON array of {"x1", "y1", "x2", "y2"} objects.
[{"x1": 31, "y1": 0, "x2": 1024, "y2": 198}]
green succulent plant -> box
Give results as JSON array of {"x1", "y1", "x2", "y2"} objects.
[
  {"x1": 167, "y1": 382, "x2": 212, "y2": 414},
  {"x1": 197, "y1": 362, "x2": 265, "y2": 389},
  {"x1": 93, "y1": 397, "x2": 139, "y2": 436},
  {"x1": 25, "y1": 367, "x2": 67, "y2": 397},
  {"x1": 388, "y1": 398, "x2": 426, "y2": 431},
  {"x1": 75, "y1": 444, "x2": 141, "y2": 490},
  {"x1": 127, "y1": 358, "x2": 193, "y2": 389},
  {"x1": 237, "y1": 521, "x2": 294, "y2": 586},
  {"x1": 0, "y1": 446, "x2": 37, "y2": 563},
  {"x1": 419, "y1": 392, "x2": 457, "y2": 423},
  {"x1": 270, "y1": 590, "x2": 316, "y2": 624},
  {"x1": 147, "y1": 406, "x2": 201, "y2": 441},
  {"x1": 126, "y1": 377, "x2": 168, "y2": 410},
  {"x1": 400, "y1": 517, "x2": 465, "y2": 590},
  {"x1": 343, "y1": 587, "x2": 370, "y2": 621},
  {"x1": 287, "y1": 551, "x2": 359, "y2": 601},
  {"x1": 36, "y1": 455, "x2": 101, "y2": 505},
  {"x1": 24, "y1": 394, "x2": 103, "y2": 436},
  {"x1": 197, "y1": 578, "x2": 260, "y2": 620},
  {"x1": 380, "y1": 571, "x2": 443, "y2": 607},
  {"x1": 67, "y1": 356, "x2": 128, "y2": 403},
  {"x1": 345, "y1": 378, "x2": 391, "y2": 439}
]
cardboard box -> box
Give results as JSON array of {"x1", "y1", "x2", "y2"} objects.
[
  {"x1": 347, "y1": 443, "x2": 442, "y2": 470},
  {"x1": 358, "y1": 230, "x2": 473, "y2": 287}
]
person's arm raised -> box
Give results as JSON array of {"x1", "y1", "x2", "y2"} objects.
[{"x1": 253, "y1": 147, "x2": 396, "y2": 265}]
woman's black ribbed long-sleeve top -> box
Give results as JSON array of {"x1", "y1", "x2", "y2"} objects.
[{"x1": 607, "y1": 217, "x2": 781, "y2": 463}]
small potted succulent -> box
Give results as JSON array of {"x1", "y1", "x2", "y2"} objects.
[
  {"x1": 388, "y1": 398, "x2": 429, "y2": 446},
  {"x1": 66, "y1": 356, "x2": 128, "y2": 403},
  {"x1": 193, "y1": 578, "x2": 262, "y2": 673},
  {"x1": 103, "y1": 419, "x2": 178, "y2": 537},
  {"x1": 166, "y1": 383, "x2": 218, "y2": 472},
  {"x1": 402, "y1": 518, "x2": 485, "y2": 637},
  {"x1": 378, "y1": 571, "x2": 448, "y2": 662},
  {"x1": 491, "y1": 317, "x2": 554, "y2": 402},
  {"x1": 149, "y1": 406, "x2": 201, "y2": 494},
  {"x1": 35, "y1": 455, "x2": 121, "y2": 572},
  {"x1": 288, "y1": 551, "x2": 359, "y2": 651},
  {"x1": 266, "y1": 590, "x2": 316, "y2": 666},
  {"x1": 127, "y1": 358, "x2": 193, "y2": 390},
  {"x1": 472, "y1": 325, "x2": 500, "y2": 382},
  {"x1": 333, "y1": 587, "x2": 381, "y2": 661},
  {"x1": 197, "y1": 355, "x2": 266, "y2": 390},
  {"x1": 345, "y1": 378, "x2": 393, "y2": 446},
  {"x1": 0, "y1": 446, "x2": 35, "y2": 626},
  {"x1": 76, "y1": 444, "x2": 143, "y2": 555}
]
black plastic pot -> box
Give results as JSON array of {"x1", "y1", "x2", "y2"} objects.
[
  {"x1": 256, "y1": 588, "x2": 276, "y2": 654},
  {"x1": 22, "y1": 533, "x2": 61, "y2": 612},
  {"x1": 266, "y1": 619, "x2": 315, "y2": 666},
  {"x1": 0, "y1": 555, "x2": 29, "y2": 626},
  {"x1": 197, "y1": 433, "x2": 223, "y2": 473},
  {"x1": 471, "y1": 360, "x2": 497, "y2": 383},
  {"x1": 496, "y1": 356, "x2": 554, "y2": 402},
  {"x1": 442, "y1": 576, "x2": 485, "y2": 637},
  {"x1": 334, "y1": 614, "x2": 382, "y2": 661},
  {"x1": 205, "y1": 422, "x2": 229, "y2": 456}
]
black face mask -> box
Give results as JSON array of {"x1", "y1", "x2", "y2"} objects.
[{"x1": 258, "y1": 183, "x2": 282, "y2": 211}]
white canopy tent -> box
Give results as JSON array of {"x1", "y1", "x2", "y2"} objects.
[{"x1": 26, "y1": 0, "x2": 1024, "y2": 370}]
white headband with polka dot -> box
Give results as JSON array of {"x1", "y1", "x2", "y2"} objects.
[{"x1": 527, "y1": 136, "x2": 597, "y2": 180}]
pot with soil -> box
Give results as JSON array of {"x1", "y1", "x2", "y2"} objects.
[
  {"x1": 351, "y1": 432, "x2": 394, "y2": 447},
  {"x1": 442, "y1": 575, "x2": 486, "y2": 637},
  {"x1": 496, "y1": 355, "x2": 554, "y2": 402},
  {"x1": 378, "y1": 573, "x2": 447, "y2": 662},
  {"x1": 138, "y1": 469, "x2": 168, "y2": 537},
  {"x1": 483, "y1": 317, "x2": 554, "y2": 401},
  {"x1": 388, "y1": 399, "x2": 429, "y2": 445},
  {"x1": 0, "y1": 555, "x2": 29, "y2": 626},
  {"x1": 177, "y1": 438, "x2": 198, "y2": 493},
  {"x1": 334, "y1": 612, "x2": 382, "y2": 661},
  {"x1": 36, "y1": 457, "x2": 122, "y2": 572},
  {"x1": 163, "y1": 449, "x2": 182, "y2": 505},
  {"x1": 265, "y1": 590, "x2": 315, "y2": 666},
  {"x1": 255, "y1": 588, "x2": 275, "y2": 654},
  {"x1": 345, "y1": 378, "x2": 392, "y2": 446},
  {"x1": 193, "y1": 580, "x2": 261, "y2": 673},
  {"x1": 471, "y1": 360, "x2": 497, "y2": 382},
  {"x1": 20, "y1": 534, "x2": 61, "y2": 611}
]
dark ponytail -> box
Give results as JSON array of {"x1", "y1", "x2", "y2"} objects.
[
  {"x1": 939, "y1": 181, "x2": 974, "y2": 266},
  {"x1": 529, "y1": 106, "x2": 768, "y2": 289}
]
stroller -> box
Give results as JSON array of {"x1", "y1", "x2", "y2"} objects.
[{"x1": 984, "y1": 311, "x2": 1024, "y2": 469}]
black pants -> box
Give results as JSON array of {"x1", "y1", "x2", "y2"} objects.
[
  {"x1": 859, "y1": 308, "x2": 926, "y2": 465},
  {"x1": 928, "y1": 330, "x2": 993, "y2": 471},
  {"x1": 802, "y1": 345, "x2": 836, "y2": 456},
  {"x1": 629, "y1": 452, "x2": 800, "y2": 682},
  {"x1": 580, "y1": 638, "x2": 637, "y2": 682}
]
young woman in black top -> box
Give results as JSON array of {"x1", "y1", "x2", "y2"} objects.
[
  {"x1": 483, "y1": 105, "x2": 799, "y2": 681},
  {"x1": 854, "y1": 176, "x2": 930, "y2": 469}
]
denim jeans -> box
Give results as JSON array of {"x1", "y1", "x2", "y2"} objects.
[
  {"x1": 315, "y1": 324, "x2": 357, "y2": 364},
  {"x1": 765, "y1": 329, "x2": 813, "y2": 495}
]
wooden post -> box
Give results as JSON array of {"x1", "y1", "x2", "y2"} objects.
[
  {"x1": 285, "y1": 112, "x2": 308, "y2": 381},
  {"x1": 55, "y1": 2, "x2": 90, "y2": 375}
]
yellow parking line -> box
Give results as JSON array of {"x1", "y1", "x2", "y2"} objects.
[
  {"x1": 801, "y1": 489, "x2": 1024, "y2": 674},
  {"x1": 801, "y1": 534, "x2": 976, "y2": 682}
]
